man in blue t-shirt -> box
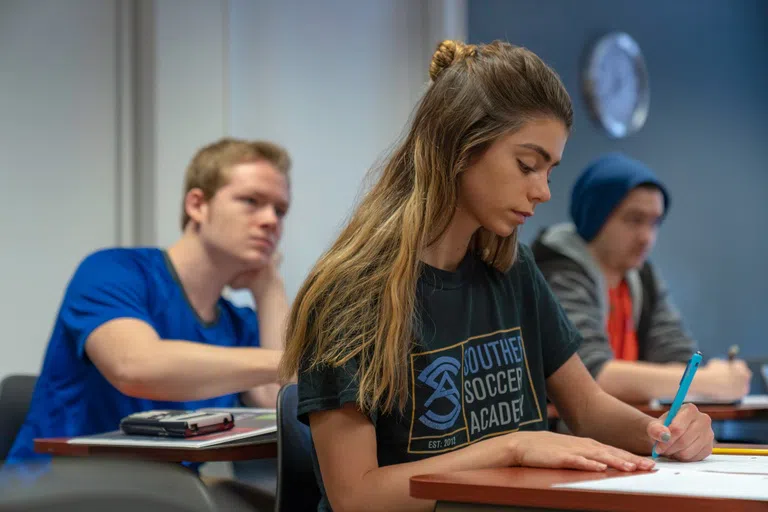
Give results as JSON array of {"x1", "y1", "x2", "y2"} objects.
[{"x1": 4, "y1": 137, "x2": 292, "y2": 470}]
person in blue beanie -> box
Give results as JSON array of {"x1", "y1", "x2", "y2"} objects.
[{"x1": 531, "y1": 152, "x2": 752, "y2": 404}]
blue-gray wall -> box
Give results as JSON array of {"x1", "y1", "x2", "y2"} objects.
[{"x1": 469, "y1": 0, "x2": 768, "y2": 360}]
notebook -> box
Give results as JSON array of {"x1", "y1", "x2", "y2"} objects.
[{"x1": 67, "y1": 408, "x2": 276, "y2": 449}]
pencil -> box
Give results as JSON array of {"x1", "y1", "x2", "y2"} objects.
[{"x1": 712, "y1": 447, "x2": 768, "y2": 456}]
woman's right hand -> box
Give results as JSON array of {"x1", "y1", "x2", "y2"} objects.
[{"x1": 507, "y1": 431, "x2": 655, "y2": 472}]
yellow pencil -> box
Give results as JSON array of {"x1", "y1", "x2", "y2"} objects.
[{"x1": 712, "y1": 447, "x2": 768, "y2": 456}]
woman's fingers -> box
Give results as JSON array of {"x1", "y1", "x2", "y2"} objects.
[
  {"x1": 605, "y1": 445, "x2": 655, "y2": 470},
  {"x1": 665, "y1": 429, "x2": 713, "y2": 461},
  {"x1": 564, "y1": 442, "x2": 655, "y2": 472},
  {"x1": 559, "y1": 454, "x2": 607, "y2": 472},
  {"x1": 586, "y1": 447, "x2": 654, "y2": 472},
  {"x1": 657, "y1": 415, "x2": 714, "y2": 460},
  {"x1": 688, "y1": 442, "x2": 714, "y2": 463}
]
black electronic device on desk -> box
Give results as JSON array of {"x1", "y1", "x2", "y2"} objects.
[{"x1": 120, "y1": 410, "x2": 235, "y2": 438}]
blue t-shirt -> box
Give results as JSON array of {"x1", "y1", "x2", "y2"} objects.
[{"x1": 4, "y1": 247, "x2": 259, "y2": 468}]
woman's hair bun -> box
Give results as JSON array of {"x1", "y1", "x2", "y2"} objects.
[{"x1": 429, "y1": 40, "x2": 463, "y2": 82}]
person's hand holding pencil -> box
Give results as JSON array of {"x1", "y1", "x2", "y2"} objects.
[{"x1": 695, "y1": 346, "x2": 751, "y2": 400}]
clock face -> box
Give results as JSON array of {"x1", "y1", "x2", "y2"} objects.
[{"x1": 583, "y1": 32, "x2": 649, "y2": 138}]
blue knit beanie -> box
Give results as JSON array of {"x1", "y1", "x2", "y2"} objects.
[{"x1": 570, "y1": 152, "x2": 670, "y2": 242}]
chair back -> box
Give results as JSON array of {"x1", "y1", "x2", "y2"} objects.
[
  {"x1": 0, "y1": 374, "x2": 37, "y2": 461},
  {"x1": 274, "y1": 383, "x2": 321, "y2": 512}
]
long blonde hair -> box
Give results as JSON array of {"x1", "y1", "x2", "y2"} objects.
[{"x1": 280, "y1": 40, "x2": 572, "y2": 414}]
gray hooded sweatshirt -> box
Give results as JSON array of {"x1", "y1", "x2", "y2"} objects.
[{"x1": 530, "y1": 222, "x2": 696, "y2": 378}]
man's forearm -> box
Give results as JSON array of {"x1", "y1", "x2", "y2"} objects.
[
  {"x1": 252, "y1": 279, "x2": 290, "y2": 351},
  {"x1": 241, "y1": 383, "x2": 281, "y2": 408},
  {"x1": 118, "y1": 341, "x2": 282, "y2": 401},
  {"x1": 596, "y1": 360, "x2": 687, "y2": 403},
  {"x1": 234, "y1": 281, "x2": 290, "y2": 408}
]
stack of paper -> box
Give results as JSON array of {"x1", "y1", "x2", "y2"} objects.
[
  {"x1": 653, "y1": 454, "x2": 768, "y2": 475},
  {"x1": 555, "y1": 468, "x2": 768, "y2": 501}
]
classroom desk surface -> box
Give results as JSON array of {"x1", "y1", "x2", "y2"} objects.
[
  {"x1": 410, "y1": 444, "x2": 768, "y2": 512},
  {"x1": 547, "y1": 400, "x2": 768, "y2": 421},
  {"x1": 33, "y1": 432, "x2": 277, "y2": 462}
]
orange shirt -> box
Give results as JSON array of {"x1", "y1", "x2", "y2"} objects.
[{"x1": 607, "y1": 280, "x2": 639, "y2": 361}]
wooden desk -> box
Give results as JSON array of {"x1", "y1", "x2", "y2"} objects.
[
  {"x1": 411, "y1": 466, "x2": 767, "y2": 511},
  {"x1": 34, "y1": 433, "x2": 277, "y2": 463},
  {"x1": 411, "y1": 446, "x2": 768, "y2": 511},
  {"x1": 547, "y1": 401, "x2": 768, "y2": 421}
]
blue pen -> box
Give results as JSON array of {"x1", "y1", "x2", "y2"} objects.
[{"x1": 652, "y1": 351, "x2": 703, "y2": 459}]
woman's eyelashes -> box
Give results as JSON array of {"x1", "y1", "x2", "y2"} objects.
[
  {"x1": 517, "y1": 159, "x2": 535, "y2": 174},
  {"x1": 518, "y1": 159, "x2": 552, "y2": 185}
]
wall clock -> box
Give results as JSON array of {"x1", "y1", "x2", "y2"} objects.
[{"x1": 582, "y1": 32, "x2": 650, "y2": 139}]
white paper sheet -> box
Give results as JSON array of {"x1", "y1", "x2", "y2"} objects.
[
  {"x1": 741, "y1": 394, "x2": 768, "y2": 406},
  {"x1": 648, "y1": 393, "x2": 768, "y2": 408},
  {"x1": 653, "y1": 454, "x2": 768, "y2": 475},
  {"x1": 555, "y1": 468, "x2": 768, "y2": 501}
]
